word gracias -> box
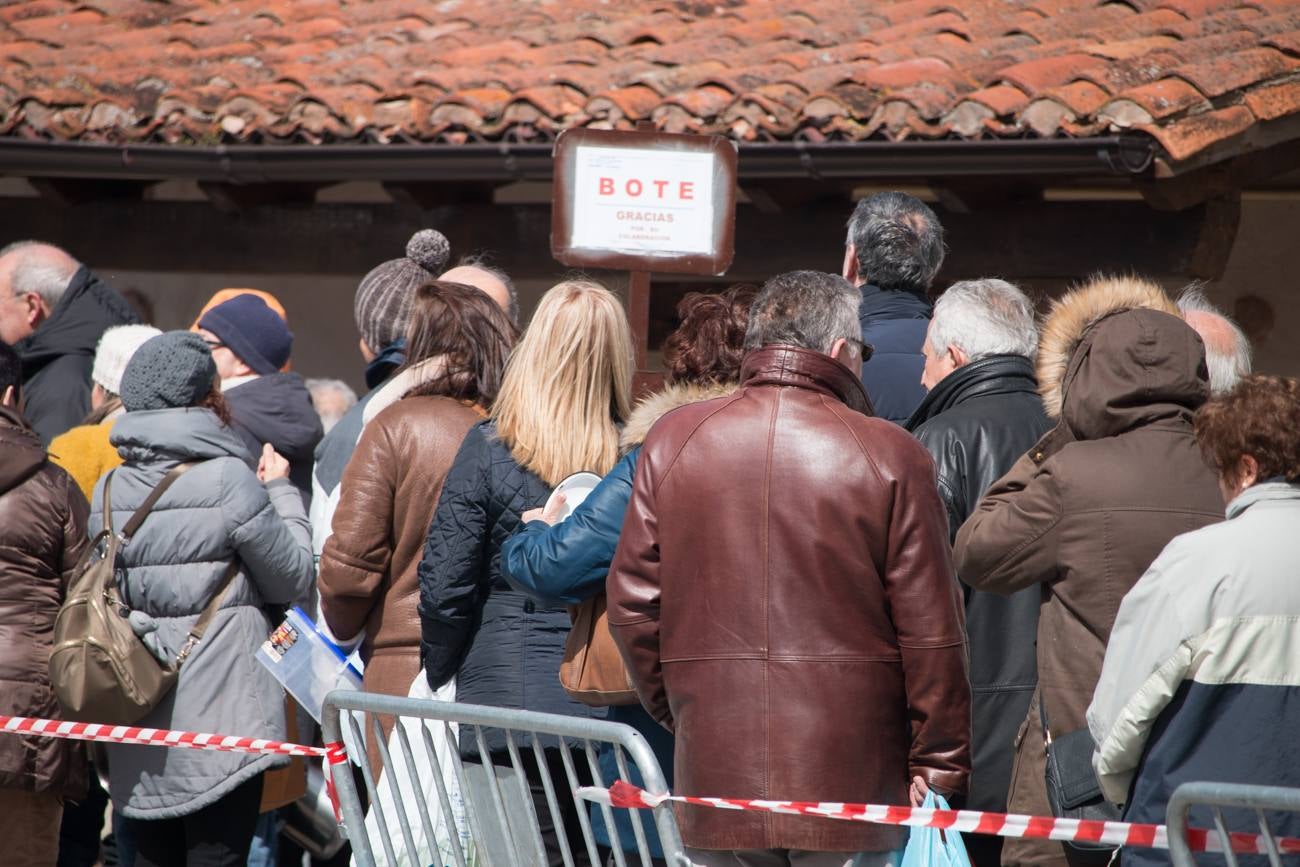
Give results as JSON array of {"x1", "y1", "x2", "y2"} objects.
[{"x1": 598, "y1": 177, "x2": 697, "y2": 223}]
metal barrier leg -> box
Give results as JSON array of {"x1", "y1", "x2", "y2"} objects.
[{"x1": 322, "y1": 691, "x2": 688, "y2": 867}]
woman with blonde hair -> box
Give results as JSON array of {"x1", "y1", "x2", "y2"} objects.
[{"x1": 417, "y1": 279, "x2": 633, "y2": 864}]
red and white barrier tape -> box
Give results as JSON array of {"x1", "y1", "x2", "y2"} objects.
[
  {"x1": 0, "y1": 714, "x2": 349, "y2": 817},
  {"x1": 579, "y1": 780, "x2": 1300, "y2": 855}
]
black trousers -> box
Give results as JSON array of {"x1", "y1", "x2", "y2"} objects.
[{"x1": 126, "y1": 773, "x2": 264, "y2": 867}]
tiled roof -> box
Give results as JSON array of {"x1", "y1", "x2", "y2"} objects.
[{"x1": 4, "y1": 0, "x2": 1300, "y2": 167}]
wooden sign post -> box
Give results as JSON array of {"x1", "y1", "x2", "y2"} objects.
[{"x1": 550, "y1": 127, "x2": 738, "y2": 391}]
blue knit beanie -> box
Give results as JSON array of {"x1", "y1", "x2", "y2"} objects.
[
  {"x1": 198, "y1": 294, "x2": 292, "y2": 375},
  {"x1": 121, "y1": 331, "x2": 217, "y2": 412}
]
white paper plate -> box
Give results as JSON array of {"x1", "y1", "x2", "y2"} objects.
[{"x1": 545, "y1": 471, "x2": 602, "y2": 522}]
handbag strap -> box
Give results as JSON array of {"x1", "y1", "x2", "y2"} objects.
[
  {"x1": 174, "y1": 558, "x2": 241, "y2": 665},
  {"x1": 1039, "y1": 689, "x2": 1053, "y2": 746},
  {"x1": 118, "y1": 462, "x2": 197, "y2": 540}
]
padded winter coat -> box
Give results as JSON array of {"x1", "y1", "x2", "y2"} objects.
[
  {"x1": 225, "y1": 372, "x2": 323, "y2": 506},
  {"x1": 0, "y1": 406, "x2": 89, "y2": 797},
  {"x1": 1088, "y1": 481, "x2": 1300, "y2": 867},
  {"x1": 501, "y1": 383, "x2": 728, "y2": 855},
  {"x1": 906, "y1": 354, "x2": 1051, "y2": 815},
  {"x1": 91, "y1": 407, "x2": 314, "y2": 819},
  {"x1": 857, "y1": 283, "x2": 932, "y2": 425},
  {"x1": 955, "y1": 279, "x2": 1223, "y2": 867},
  {"x1": 417, "y1": 420, "x2": 597, "y2": 753}
]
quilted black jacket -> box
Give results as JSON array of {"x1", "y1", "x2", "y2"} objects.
[{"x1": 417, "y1": 420, "x2": 596, "y2": 745}]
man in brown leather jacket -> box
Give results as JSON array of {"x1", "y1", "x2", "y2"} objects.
[
  {"x1": 0, "y1": 340, "x2": 89, "y2": 866},
  {"x1": 608, "y1": 271, "x2": 971, "y2": 867}
]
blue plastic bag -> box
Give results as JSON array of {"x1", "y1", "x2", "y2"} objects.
[{"x1": 900, "y1": 791, "x2": 973, "y2": 867}]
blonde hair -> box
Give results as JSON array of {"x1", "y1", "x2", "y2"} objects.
[{"x1": 492, "y1": 280, "x2": 634, "y2": 485}]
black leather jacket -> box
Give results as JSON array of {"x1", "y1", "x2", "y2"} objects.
[{"x1": 906, "y1": 354, "x2": 1051, "y2": 813}]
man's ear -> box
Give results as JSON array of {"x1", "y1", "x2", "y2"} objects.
[
  {"x1": 949, "y1": 344, "x2": 970, "y2": 369},
  {"x1": 23, "y1": 292, "x2": 47, "y2": 329},
  {"x1": 1, "y1": 385, "x2": 14, "y2": 408},
  {"x1": 1239, "y1": 454, "x2": 1260, "y2": 489},
  {"x1": 842, "y1": 245, "x2": 859, "y2": 284}
]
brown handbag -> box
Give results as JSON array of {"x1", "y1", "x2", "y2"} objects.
[
  {"x1": 50, "y1": 464, "x2": 239, "y2": 725},
  {"x1": 558, "y1": 593, "x2": 640, "y2": 706}
]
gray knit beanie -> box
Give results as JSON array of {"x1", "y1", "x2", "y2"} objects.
[
  {"x1": 120, "y1": 331, "x2": 217, "y2": 412},
  {"x1": 354, "y1": 229, "x2": 450, "y2": 354}
]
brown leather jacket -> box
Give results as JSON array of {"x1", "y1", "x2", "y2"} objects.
[
  {"x1": 608, "y1": 346, "x2": 970, "y2": 853},
  {"x1": 319, "y1": 395, "x2": 482, "y2": 702},
  {"x1": 0, "y1": 405, "x2": 89, "y2": 795},
  {"x1": 955, "y1": 280, "x2": 1223, "y2": 867}
]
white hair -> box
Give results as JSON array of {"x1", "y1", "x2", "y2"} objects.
[
  {"x1": 2, "y1": 241, "x2": 79, "y2": 309},
  {"x1": 1176, "y1": 284, "x2": 1252, "y2": 396},
  {"x1": 305, "y1": 377, "x2": 358, "y2": 433},
  {"x1": 929, "y1": 278, "x2": 1038, "y2": 362}
]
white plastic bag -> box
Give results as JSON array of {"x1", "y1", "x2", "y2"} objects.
[{"x1": 356, "y1": 672, "x2": 473, "y2": 867}]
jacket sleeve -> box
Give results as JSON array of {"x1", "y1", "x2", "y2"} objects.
[
  {"x1": 502, "y1": 450, "x2": 636, "y2": 607},
  {"x1": 882, "y1": 444, "x2": 972, "y2": 795},
  {"x1": 318, "y1": 421, "x2": 397, "y2": 642},
  {"x1": 1087, "y1": 535, "x2": 1200, "y2": 805},
  {"x1": 417, "y1": 425, "x2": 490, "y2": 689},
  {"x1": 221, "y1": 461, "x2": 315, "y2": 606},
  {"x1": 954, "y1": 432, "x2": 1065, "y2": 595},
  {"x1": 607, "y1": 444, "x2": 671, "y2": 730},
  {"x1": 59, "y1": 473, "x2": 91, "y2": 591}
]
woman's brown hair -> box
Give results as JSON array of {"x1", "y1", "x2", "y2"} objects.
[
  {"x1": 662, "y1": 284, "x2": 758, "y2": 386},
  {"x1": 399, "y1": 280, "x2": 519, "y2": 406},
  {"x1": 197, "y1": 387, "x2": 234, "y2": 427},
  {"x1": 1195, "y1": 374, "x2": 1300, "y2": 483}
]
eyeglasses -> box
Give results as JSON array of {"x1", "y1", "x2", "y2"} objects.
[
  {"x1": 202, "y1": 340, "x2": 226, "y2": 351},
  {"x1": 845, "y1": 337, "x2": 874, "y2": 362}
]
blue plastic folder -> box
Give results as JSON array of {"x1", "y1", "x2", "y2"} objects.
[{"x1": 901, "y1": 791, "x2": 973, "y2": 867}]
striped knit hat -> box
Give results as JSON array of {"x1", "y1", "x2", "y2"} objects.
[{"x1": 354, "y1": 229, "x2": 450, "y2": 355}]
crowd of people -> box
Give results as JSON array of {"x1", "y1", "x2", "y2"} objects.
[{"x1": 0, "y1": 188, "x2": 1295, "y2": 867}]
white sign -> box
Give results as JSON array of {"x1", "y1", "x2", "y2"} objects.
[{"x1": 570, "y1": 145, "x2": 716, "y2": 256}]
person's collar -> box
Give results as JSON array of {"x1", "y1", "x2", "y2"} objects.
[
  {"x1": 1226, "y1": 478, "x2": 1300, "y2": 520},
  {"x1": 220, "y1": 373, "x2": 260, "y2": 391},
  {"x1": 364, "y1": 339, "x2": 406, "y2": 390},
  {"x1": 905, "y1": 354, "x2": 1037, "y2": 431},
  {"x1": 740, "y1": 345, "x2": 874, "y2": 416}
]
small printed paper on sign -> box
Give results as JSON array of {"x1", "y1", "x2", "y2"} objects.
[{"x1": 571, "y1": 146, "x2": 716, "y2": 256}]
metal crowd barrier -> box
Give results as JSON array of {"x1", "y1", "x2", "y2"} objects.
[
  {"x1": 321, "y1": 690, "x2": 686, "y2": 867},
  {"x1": 1167, "y1": 781, "x2": 1300, "y2": 867}
]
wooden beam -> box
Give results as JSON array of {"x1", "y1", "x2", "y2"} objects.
[
  {"x1": 0, "y1": 197, "x2": 1234, "y2": 282},
  {"x1": 28, "y1": 178, "x2": 151, "y2": 205},
  {"x1": 198, "y1": 181, "x2": 320, "y2": 212}
]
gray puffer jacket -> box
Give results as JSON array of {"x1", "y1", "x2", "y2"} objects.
[{"x1": 90, "y1": 408, "x2": 314, "y2": 819}]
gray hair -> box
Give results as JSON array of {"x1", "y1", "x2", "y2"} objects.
[
  {"x1": 1, "y1": 240, "x2": 79, "y2": 308},
  {"x1": 929, "y1": 278, "x2": 1038, "y2": 362},
  {"x1": 1177, "y1": 284, "x2": 1252, "y2": 396},
  {"x1": 745, "y1": 270, "x2": 860, "y2": 354},
  {"x1": 845, "y1": 192, "x2": 946, "y2": 294}
]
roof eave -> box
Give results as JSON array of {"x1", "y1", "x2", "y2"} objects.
[{"x1": 0, "y1": 134, "x2": 1155, "y2": 185}]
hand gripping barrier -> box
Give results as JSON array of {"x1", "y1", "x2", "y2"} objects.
[{"x1": 320, "y1": 690, "x2": 687, "y2": 867}]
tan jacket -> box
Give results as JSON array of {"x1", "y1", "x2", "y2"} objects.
[
  {"x1": 609, "y1": 346, "x2": 970, "y2": 853},
  {"x1": 955, "y1": 278, "x2": 1223, "y2": 867},
  {"x1": 319, "y1": 395, "x2": 483, "y2": 702}
]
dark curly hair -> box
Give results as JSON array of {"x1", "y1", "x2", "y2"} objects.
[
  {"x1": 662, "y1": 284, "x2": 757, "y2": 386},
  {"x1": 1195, "y1": 374, "x2": 1300, "y2": 483}
]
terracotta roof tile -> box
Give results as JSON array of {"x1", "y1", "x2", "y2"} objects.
[{"x1": 3, "y1": 0, "x2": 1300, "y2": 167}]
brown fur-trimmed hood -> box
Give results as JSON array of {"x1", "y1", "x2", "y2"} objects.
[
  {"x1": 619, "y1": 380, "x2": 736, "y2": 451},
  {"x1": 1037, "y1": 275, "x2": 1182, "y2": 419}
]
